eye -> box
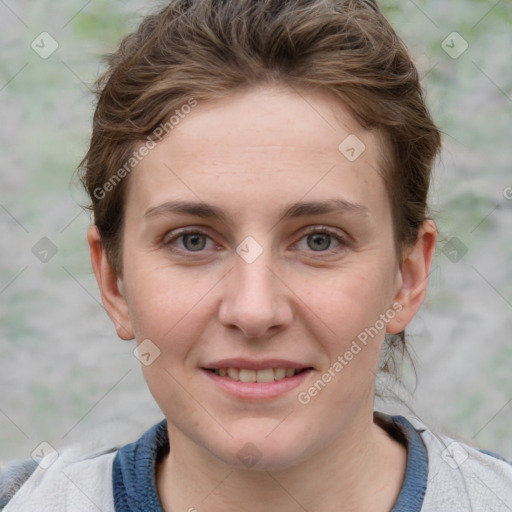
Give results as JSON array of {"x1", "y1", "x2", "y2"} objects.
[
  {"x1": 163, "y1": 229, "x2": 215, "y2": 253},
  {"x1": 163, "y1": 226, "x2": 348, "y2": 256},
  {"x1": 294, "y1": 227, "x2": 347, "y2": 254}
]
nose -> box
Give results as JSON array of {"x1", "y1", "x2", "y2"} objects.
[{"x1": 218, "y1": 247, "x2": 293, "y2": 339}]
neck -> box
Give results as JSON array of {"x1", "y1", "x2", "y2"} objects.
[{"x1": 156, "y1": 408, "x2": 407, "y2": 512}]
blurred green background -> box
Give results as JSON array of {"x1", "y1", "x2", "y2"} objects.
[{"x1": 1, "y1": 0, "x2": 511, "y2": 462}]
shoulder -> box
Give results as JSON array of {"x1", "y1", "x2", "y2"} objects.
[
  {"x1": 1, "y1": 443, "x2": 119, "y2": 512},
  {"x1": 0, "y1": 459, "x2": 38, "y2": 510},
  {"x1": 407, "y1": 416, "x2": 512, "y2": 510}
]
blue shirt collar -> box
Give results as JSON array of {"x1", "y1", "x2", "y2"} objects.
[
  {"x1": 374, "y1": 411, "x2": 428, "y2": 511},
  {"x1": 113, "y1": 411, "x2": 428, "y2": 511}
]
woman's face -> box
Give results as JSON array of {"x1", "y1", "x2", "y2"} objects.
[{"x1": 92, "y1": 85, "x2": 432, "y2": 470}]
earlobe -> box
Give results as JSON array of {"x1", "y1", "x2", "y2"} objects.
[
  {"x1": 87, "y1": 225, "x2": 135, "y2": 341},
  {"x1": 386, "y1": 220, "x2": 437, "y2": 335}
]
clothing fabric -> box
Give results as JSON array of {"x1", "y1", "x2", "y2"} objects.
[
  {"x1": 2, "y1": 411, "x2": 512, "y2": 511},
  {"x1": 1, "y1": 444, "x2": 117, "y2": 512}
]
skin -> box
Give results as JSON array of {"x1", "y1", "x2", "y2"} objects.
[{"x1": 88, "y1": 84, "x2": 436, "y2": 512}]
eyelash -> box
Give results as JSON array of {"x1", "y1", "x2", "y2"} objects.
[{"x1": 163, "y1": 226, "x2": 348, "y2": 257}]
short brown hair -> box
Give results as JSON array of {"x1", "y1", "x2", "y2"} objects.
[{"x1": 80, "y1": 0, "x2": 441, "y2": 376}]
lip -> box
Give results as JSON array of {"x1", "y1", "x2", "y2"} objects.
[
  {"x1": 201, "y1": 367, "x2": 313, "y2": 400},
  {"x1": 202, "y1": 358, "x2": 310, "y2": 371}
]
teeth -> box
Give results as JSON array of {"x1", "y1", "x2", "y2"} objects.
[
  {"x1": 214, "y1": 367, "x2": 303, "y2": 382},
  {"x1": 227, "y1": 368, "x2": 239, "y2": 380},
  {"x1": 256, "y1": 368, "x2": 274, "y2": 383},
  {"x1": 239, "y1": 369, "x2": 257, "y2": 382},
  {"x1": 274, "y1": 367, "x2": 286, "y2": 380}
]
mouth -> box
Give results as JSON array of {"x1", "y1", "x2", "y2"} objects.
[
  {"x1": 203, "y1": 367, "x2": 311, "y2": 382},
  {"x1": 201, "y1": 361, "x2": 314, "y2": 399}
]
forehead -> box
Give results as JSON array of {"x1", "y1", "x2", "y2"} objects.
[{"x1": 126, "y1": 85, "x2": 390, "y2": 224}]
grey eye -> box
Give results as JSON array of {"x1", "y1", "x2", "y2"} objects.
[
  {"x1": 182, "y1": 233, "x2": 208, "y2": 251},
  {"x1": 306, "y1": 233, "x2": 333, "y2": 251}
]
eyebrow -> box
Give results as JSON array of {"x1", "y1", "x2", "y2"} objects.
[{"x1": 144, "y1": 198, "x2": 369, "y2": 225}]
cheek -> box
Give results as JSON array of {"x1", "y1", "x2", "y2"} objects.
[
  {"x1": 294, "y1": 260, "x2": 397, "y2": 408},
  {"x1": 125, "y1": 267, "x2": 217, "y2": 415},
  {"x1": 293, "y1": 268, "x2": 391, "y2": 417},
  {"x1": 302, "y1": 260, "x2": 395, "y2": 342},
  {"x1": 123, "y1": 261, "x2": 220, "y2": 365}
]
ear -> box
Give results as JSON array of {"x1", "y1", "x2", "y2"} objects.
[
  {"x1": 386, "y1": 220, "x2": 437, "y2": 335},
  {"x1": 87, "y1": 225, "x2": 135, "y2": 340}
]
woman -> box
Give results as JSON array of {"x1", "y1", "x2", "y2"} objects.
[{"x1": 2, "y1": 0, "x2": 511, "y2": 510}]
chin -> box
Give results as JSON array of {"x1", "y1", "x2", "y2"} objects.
[
  {"x1": 222, "y1": 447, "x2": 307, "y2": 472},
  {"x1": 208, "y1": 426, "x2": 313, "y2": 472}
]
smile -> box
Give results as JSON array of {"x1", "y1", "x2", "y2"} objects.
[
  {"x1": 202, "y1": 364, "x2": 313, "y2": 400},
  {"x1": 209, "y1": 367, "x2": 307, "y2": 382}
]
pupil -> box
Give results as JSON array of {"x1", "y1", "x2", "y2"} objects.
[
  {"x1": 184, "y1": 234, "x2": 206, "y2": 251},
  {"x1": 309, "y1": 233, "x2": 330, "y2": 251}
]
